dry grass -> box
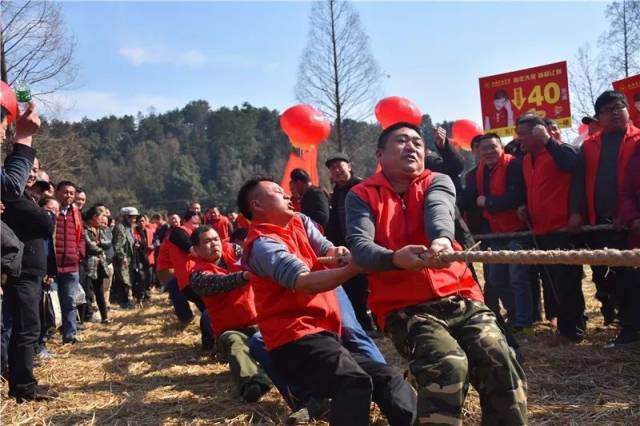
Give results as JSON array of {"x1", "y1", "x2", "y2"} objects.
[{"x1": 2, "y1": 267, "x2": 640, "y2": 425}]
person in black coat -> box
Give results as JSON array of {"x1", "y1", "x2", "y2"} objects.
[
  {"x1": 289, "y1": 168, "x2": 330, "y2": 230},
  {"x1": 324, "y1": 153, "x2": 376, "y2": 333},
  {"x1": 2, "y1": 158, "x2": 56, "y2": 402}
]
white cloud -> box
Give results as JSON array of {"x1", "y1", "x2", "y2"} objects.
[
  {"x1": 118, "y1": 45, "x2": 277, "y2": 72},
  {"x1": 41, "y1": 90, "x2": 198, "y2": 122},
  {"x1": 118, "y1": 45, "x2": 207, "y2": 68}
]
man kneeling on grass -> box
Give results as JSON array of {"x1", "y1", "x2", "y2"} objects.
[
  {"x1": 189, "y1": 225, "x2": 271, "y2": 403},
  {"x1": 238, "y1": 177, "x2": 417, "y2": 426}
]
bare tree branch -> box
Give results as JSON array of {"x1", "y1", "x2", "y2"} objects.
[
  {"x1": 295, "y1": 0, "x2": 382, "y2": 151},
  {"x1": 1, "y1": 0, "x2": 77, "y2": 100}
]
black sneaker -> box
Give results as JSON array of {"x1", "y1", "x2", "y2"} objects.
[
  {"x1": 14, "y1": 388, "x2": 58, "y2": 403},
  {"x1": 120, "y1": 301, "x2": 135, "y2": 310},
  {"x1": 604, "y1": 328, "x2": 640, "y2": 349},
  {"x1": 241, "y1": 383, "x2": 266, "y2": 403},
  {"x1": 62, "y1": 336, "x2": 78, "y2": 345}
]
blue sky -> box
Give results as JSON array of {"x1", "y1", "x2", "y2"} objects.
[{"x1": 52, "y1": 1, "x2": 610, "y2": 124}]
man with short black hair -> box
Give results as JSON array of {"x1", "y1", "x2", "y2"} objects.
[
  {"x1": 324, "y1": 153, "x2": 375, "y2": 333},
  {"x1": 465, "y1": 133, "x2": 532, "y2": 333},
  {"x1": 569, "y1": 90, "x2": 640, "y2": 347},
  {"x1": 239, "y1": 177, "x2": 416, "y2": 426},
  {"x1": 289, "y1": 168, "x2": 330, "y2": 230},
  {"x1": 346, "y1": 122, "x2": 527, "y2": 425},
  {"x1": 517, "y1": 114, "x2": 584, "y2": 341},
  {"x1": 189, "y1": 225, "x2": 271, "y2": 403},
  {"x1": 54, "y1": 180, "x2": 85, "y2": 344}
]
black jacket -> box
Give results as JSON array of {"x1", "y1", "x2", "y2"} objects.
[
  {"x1": 301, "y1": 186, "x2": 330, "y2": 228},
  {"x1": 3, "y1": 190, "x2": 55, "y2": 277},
  {"x1": 326, "y1": 176, "x2": 363, "y2": 247}
]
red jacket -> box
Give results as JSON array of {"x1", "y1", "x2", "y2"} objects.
[
  {"x1": 582, "y1": 124, "x2": 640, "y2": 224},
  {"x1": 167, "y1": 225, "x2": 195, "y2": 290},
  {"x1": 156, "y1": 229, "x2": 173, "y2": 271},
  {"x1": 192, "y1": 243, "x2": 257, "y2": 336},
  {"x1": 621, "y1": 143, "x2": 640, "y2": 248},
  {"x1": 243, "y1": 214, "x2": 341, "y2": 351},
  {"x1": 55, "y1": 205, "x2": 85, "y2": 273},
  {"x1": 350, "y1": 171, "x2": 482, "y2": 330},
  {"x1": 476, "y1": 153, "x2": 525, "y2": 233},
  {"x1": 523, "y1": 146, "x2": 571, "y2": 235}
]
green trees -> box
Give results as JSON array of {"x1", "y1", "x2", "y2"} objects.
[{"x1": 33, "y1": 101, "x2": 452, "y2": 213}]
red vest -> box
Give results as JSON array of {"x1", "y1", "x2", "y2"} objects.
[
  {"x1": 156, "y1": 228, "x2": 174, "y2": 271},
  {"x1": 167, "y1": 225, "x2": 194, "y2": 290},
  {"x1": 475, "y1": 153, "x2": 525, "y2": 233},
  {"x1": 243, "y1": 214, "x2": 341, "y2": 351},
  {"x1": 523, "y1": 145, "x2": 571, "y2": 235},
  {"x1": 210, "y1": 216, "x2": 231, "y2": 241},
  {"x1": 582, "y1": 124, "x2": 640, "y2": 224},
  {"x1": 350, "y1": 171, "x2": 483, "y2": 330},
  {"x1": 192, "y1": 243, "x2": 257, "y2": 336}
]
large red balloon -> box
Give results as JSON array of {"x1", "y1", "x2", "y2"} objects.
[
  {"x1": 280, "y1": 104, "x2": 331, "y2": 151},
  {"x1": 451, "y1": 119, "x2": 483, "y2": 151},
  {"x1": 375, "y1": 96, "x2": 422, "y2": 129},
  {"x1": 0, "y1": 81, "x2": 18, "y2": 124}
]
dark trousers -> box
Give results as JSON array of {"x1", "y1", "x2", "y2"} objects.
[
  {"x1": 590, "y1": 227, "x2": 640, "y2": 330},
  {"x1": 166, "y1": 277, "x2": 193, "y2": 322},
  {"x1": 342, "y1": 274, "x2": 375, "y2": 331},
  {"x1": 91, "y1": 268, "x2": 109, "y2": 321},
  {"x1": 181, "y1": 285, "x2": 215, "y2": 348},
  {"x1": 79, "y1": 263, "x2": 94, "y2": 322},
  {"x1": 269, "y1": 331, "x2": 416, "y2": 426},
  {"x1": 537, "y1": 233, "x2": 586, "y2": 338},
  {"x1": 5, "y1": 273, "x2": 42, "y2": 397}
]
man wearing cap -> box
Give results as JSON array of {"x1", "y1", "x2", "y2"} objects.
[
  {"x1": 569, "y1": 90, "x2": 640, "y2": 347},
  {"x1": 112, "y1": 207, "x2": 140, "y2": 309},
  {"x1": 346, "y1": 122, "x2": 527, "y2": 425},
  {"x1": 325, "y1": 153, "x2": 375, "y2": 333}
]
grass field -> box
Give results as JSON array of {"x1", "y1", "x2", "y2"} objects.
[{"x1": 2, "y1": 270, "x2": 640, "y2": 425}]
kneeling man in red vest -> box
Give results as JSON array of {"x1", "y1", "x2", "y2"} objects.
[
  {"x1": 345, "y1": 122, "x2": 528, "y2": 426},
  {"x1": 188, "y1": 225, "x2": 271, "y2": 403},
  {"x1": 238, "y1": 177, "x2": 416, "y2": 426}
]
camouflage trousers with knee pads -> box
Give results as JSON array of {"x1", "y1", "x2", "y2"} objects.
[{"x1": 385, "y1": 296, "x2": 527, "y2": 426}]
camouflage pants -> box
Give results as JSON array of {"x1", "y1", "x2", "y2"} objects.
[{"x1": 385, "y1": 296, "x2": 527, "y2": 426}]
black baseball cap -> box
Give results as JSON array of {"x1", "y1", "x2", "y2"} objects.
[{"x1": 325, "y1": 152, "x2": 350, "y2": 168}]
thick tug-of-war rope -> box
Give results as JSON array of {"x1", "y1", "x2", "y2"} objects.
[
  {"x1": 318, "y1": 248, "x2": 640, "y2": 268},
  {"x1": 471, "y1": 224, "x2": 615, "y2": 241}
]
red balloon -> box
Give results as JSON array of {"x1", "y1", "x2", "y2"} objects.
[
  {"x1": 0, "y1": 81, "x2": 18, "y2": 124},
  {"x1": 280, "y1": 104, "x2": 331, "y2": 150},
  {"x1": 375, "y1": 96, "x2": 422, "y2": 129},
  {"x1": 451, "y1": 119, "x2": 483, "y2": 151}
]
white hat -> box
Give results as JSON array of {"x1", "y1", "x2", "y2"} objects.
[{"x1": 120, "y1": 206, "x2": 140, "y2": 216}]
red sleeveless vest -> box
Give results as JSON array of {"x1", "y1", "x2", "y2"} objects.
[
  {"x1": 243, "y1": 214, "x2": 341, "y2": 351},
  {"x1": 350, "y1": 171, "x2": 483, "y2": 330}
]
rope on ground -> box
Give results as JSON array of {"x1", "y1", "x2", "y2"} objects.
[
  {"x1": 440, "y1": 248, "x2": 640, "y2": 267},
  {"x1": 471, "y1": 224, "x2": 615, "y2": 241},
  {"x1": 318, "y1": 248, "x2": 640, "y2": 268}
]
